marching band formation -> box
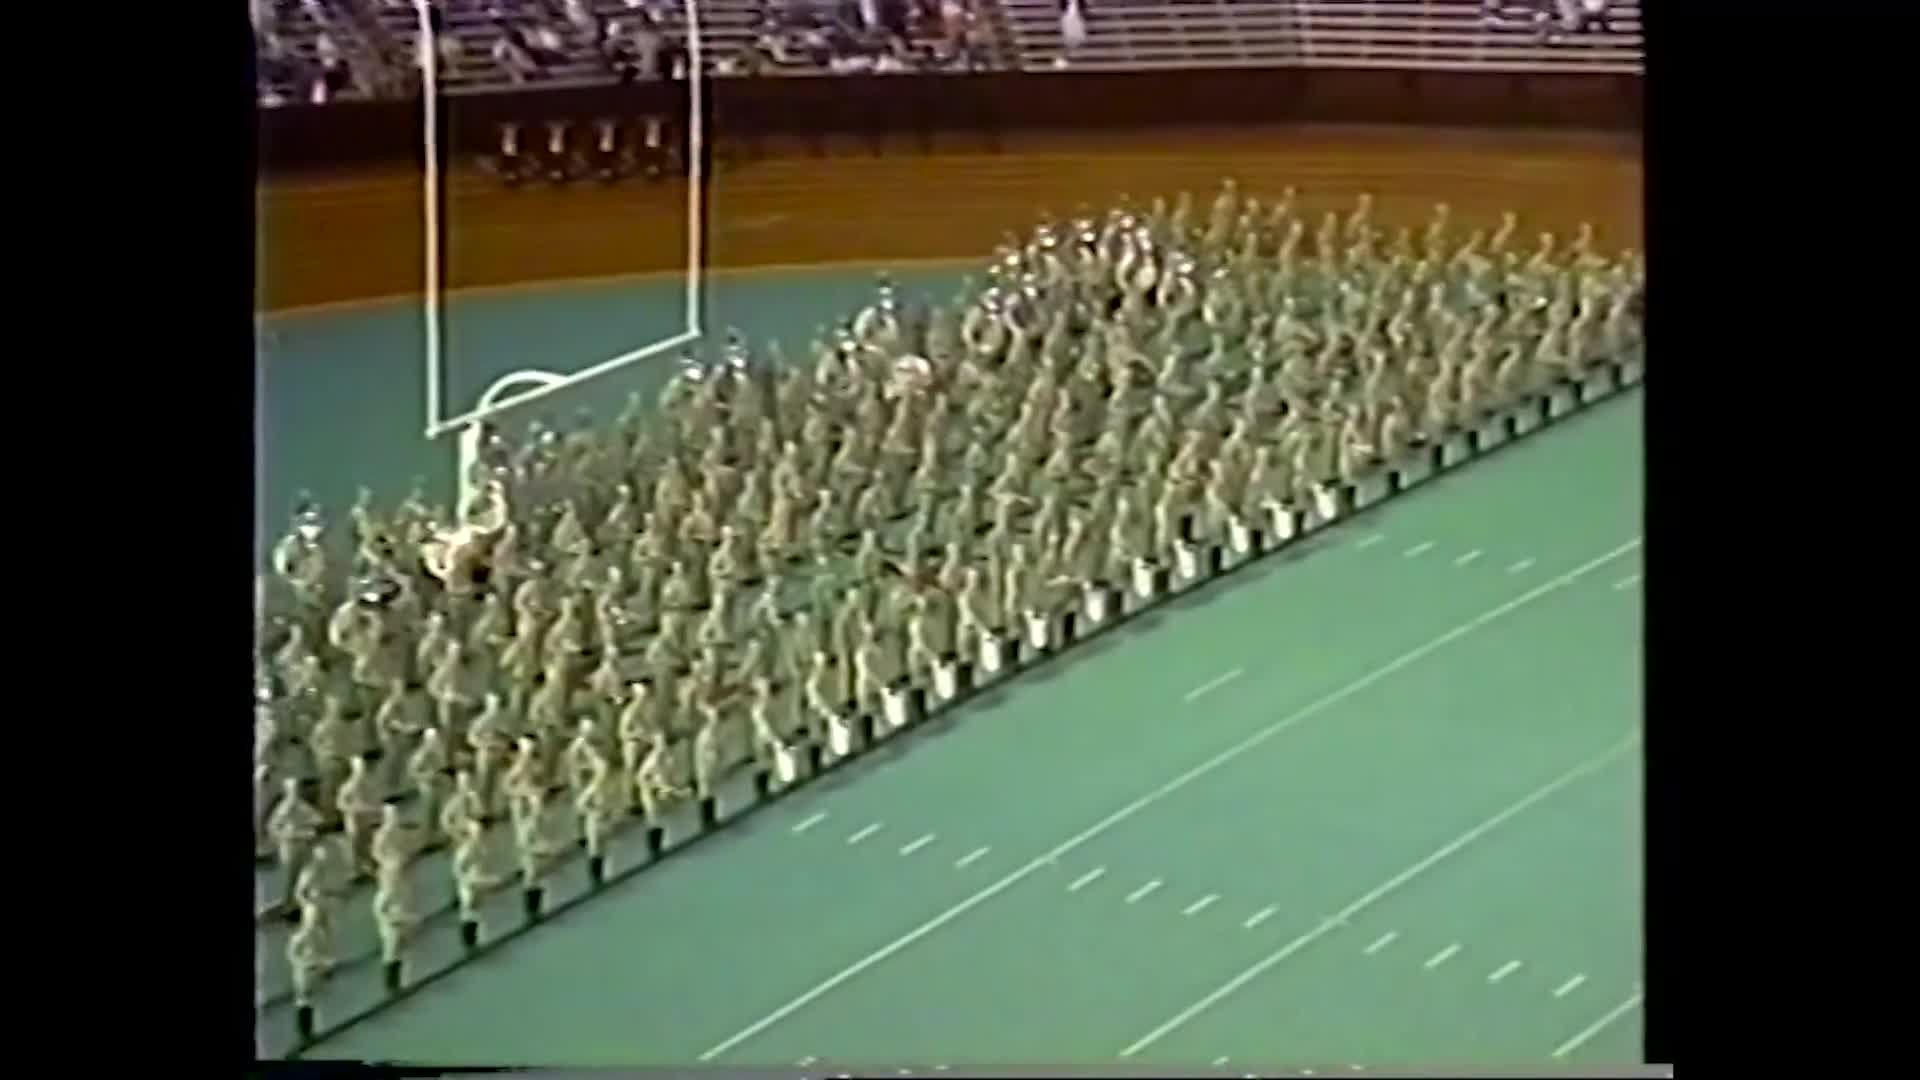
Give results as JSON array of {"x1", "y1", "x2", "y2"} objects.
[{"x1": 255, "y1": 180, "x2": 1645, "y2": 1029}]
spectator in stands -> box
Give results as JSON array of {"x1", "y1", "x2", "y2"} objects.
[
  {"x1": 828, "y1": 18, "x2": 872, "y2": 70},
  {"x1": 527, "y1": 20, "x2": 569, "y2": 64},
  {"x1": 258, "y1": 38, "x2": 305, "y2": 107},
  {"x1": 625, "y1": 13, "x2": 666, "y2": 79},
  {"x1": 960, "y1": 4, "x2": 994, "y2": 70},
  {"x1": 414, "y1": 3, "x2": 460, "y2": 78},
  {"x1": 259, "y1": 26, "x2": 290, "y2": 68},
  {"x1": 873, "y1": 35, "x2": 912, "y2": 73},
  {"x1": 662, "y1": 28, "x2": 692, "y2": 79},
  {"x1": 851, "y1": 0, "x2": 874, "y2": 34},
  {"x1": 435, "y1": 7, "x2": 463, "y2": 74},
  {"x1": 1532, "y1": 0, "x2": 1616, "y2": 41},
  {"x1": 746, "y1": 14, "x2": 790, "y2": 70},
  {"x1": 798, "y1": 19, "x2": 835, "y2": 65},
  {"x1": 603, "y1": 14, "x2": 664, "y2": 81},
  {"x1": 826, "y1": 42, "x2": 868, "y2": 72},
  {"x1": 492, "y1": 23, "x2": 543, "y2": 81},
  {"x1": 314, "y1": 31, "x2": 355, "y2": 97},
  {"x1": 939, "y1": 0, "x2": 966, "y2": 42},
  {"x1": 932, "y1": 0, "x2": 983, "y2": 68},
  {"x1": 1057, "y1": 0, "x2": 1088, "y2": 67},
  {"x1": 308, "y1": 44, "x2": 351, "y2": 104},
  {"x1": 603, "y1": 17, "x2": 638, "y2": 80},
  {"x1": 564, "y1": 0, "x2": 600, "y2": 44},
  {"x1": 879, "y1": 0, "x2": 910, "y2": 40},
  {"x1": 1568, "y1": 0, "x2": 1616, "y2": 34},
  {"x1": 1485, "y1": 0, "x2": 1614, "y2": 42}
]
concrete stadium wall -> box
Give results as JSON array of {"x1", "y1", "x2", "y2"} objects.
[{"x1": 259, "y1": 68, "x2": 1642, "y2": 171}]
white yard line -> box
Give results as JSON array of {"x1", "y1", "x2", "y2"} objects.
[
  {"x1": 1357, "y1": 534, "x2": 1385, "y2": 549},
  {"x1": 1403, "y1": 540, "x2": 1436, "y2": 558},
  {"x1": 1507, "y1": 557, "x2": 1536, "y2": 574},
  {"x1": 1424, "y1": 944, "x2": 1462, "y2": 970},
  {"x1": 1551, "y1": 990, "x2": 1645, "y2": 1059},
  {"x1": 792, "y1": 812, "x2": 827, "y2": 834},
  {"x1": 847, "y1": 823, "x2": 882, "y2": 845},
  {"x1": 696, "y1": 539, "x2": 1643, "y2": 1062},
  {"x1": 1243, "y1": 905, "x2": 1278, "y2": 929},
  {"x1": 1488, "y1": 960, "x2": 1522, "y2": 983},
  {"x1": 1117, "y1": 732, "x2": 1639, "y2": 1058},
  {"x1": 1185, "y1": 668, "x2": 1245, "y2": 703},
  {"x1": 1363, "y1": 931, "x2": 1398, "y2": 955},
  {"x1": 1183, "y1": 894, "x2": 1220, "y2": 917},
  {"x1": 1068, "y1": 867, "x2": 1107, "y2": 892},
  {"x1": 1553, "y1": 973, "x2": 1588, "y2": 998},
  {"x1": 954, "y1": 846, "x2": 990, "y2": 869},
  {"x1": 1127, "y1": 880, "x2": 1164, "y2": 904},
  {"x1": 1454, "y1": 549, "x2": 1483, "y2": 567},
  {"x1": 898, "y1": 834, "x2": 935, "y2": 856}
]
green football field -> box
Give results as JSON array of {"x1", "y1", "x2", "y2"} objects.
[{"x1": 300, "y1": 382, "x2": 1645, "y2": 1069}]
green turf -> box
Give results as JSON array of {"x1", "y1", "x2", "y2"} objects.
[
  {"x1": 309, "y1": 386, "x2": 1643, "y2": 1066},
  {"x1": 1116, "y1": 576, "x2": 1644, "y2": 1067},
  {"x1": 723, "y1": 548, "x2": 1640, "y2": 1067}
]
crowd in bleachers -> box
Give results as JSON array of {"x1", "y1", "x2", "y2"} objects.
[
  {"x1": 1482, "y1": 0, "x2": 1621, "y2": 42},
  {"x1": 255, "y1": 0, "x2": 417, "y2": 104},
  {"x1": 736, "y1": 0, "x2": 999, "y2": 75},
  {"x1": 257, "y1": 0, "x2": 1004, "y2": 106},
  {"x1": 255, "y1": 0, "x2": 1646, "y2": 106}
]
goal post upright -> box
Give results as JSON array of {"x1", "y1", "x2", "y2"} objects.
[
  {"x1": 416, "y1": 0, "x2": 710, "y2": 517},
  {"x1": 683, "y1": 0, "x2": 707, "y2": 338},
  {"x1": 417, "y1": 0, "x2": 445, "y2": 441}
]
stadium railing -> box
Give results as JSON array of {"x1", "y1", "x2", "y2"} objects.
[{"x1": 997, "y1": 0, "x2": 1642, "y2": 74}]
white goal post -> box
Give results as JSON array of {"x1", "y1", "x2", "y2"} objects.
[{"x1": 412, "y1": 0, "x2": 707, "y2": 516}]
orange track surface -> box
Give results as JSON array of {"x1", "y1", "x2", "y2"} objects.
[{"x1": 257, "y1": 125, "x2": 1641, "y2": 314}]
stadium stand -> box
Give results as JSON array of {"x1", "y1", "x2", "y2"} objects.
[
  {"x1": 999, "y1": 0, "x2": 1643, "y2": 74},
  {"x1": 256, "y1": 1, "x2": 1014, "y2": 103},
  {"x1": 254, "y1": 0, "x2": 1643, "y2": 105},
  {"x1": 255, "y1": 0, "x2": 417, "y2": 104}
]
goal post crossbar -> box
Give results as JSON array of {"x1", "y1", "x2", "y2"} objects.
[
  {"x1": 429, "y1": 328, "x2": 701, "y2": 441},
  {"x1": 446, "y1": 329, "x2": 699, "y2": 513}
]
